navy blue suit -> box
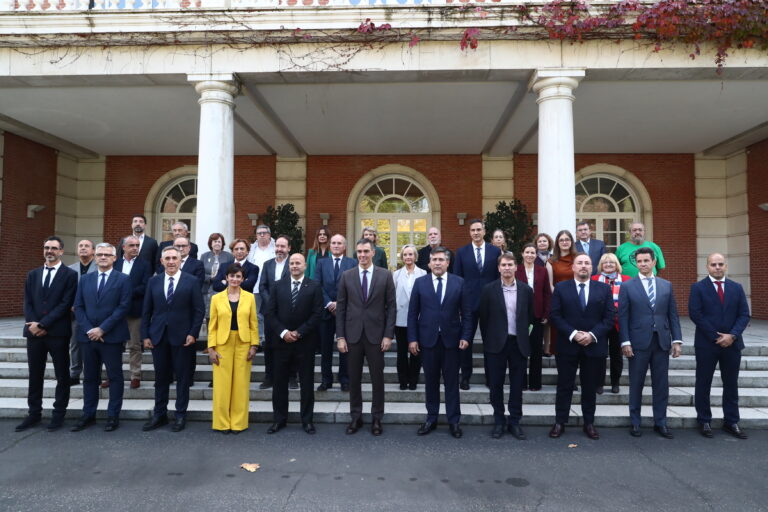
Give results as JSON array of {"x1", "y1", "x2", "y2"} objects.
[
  {"x1": 407, "y1": 273, "x2": 473, "y2": 425},
  {"x1": 158, "y1": 239, "x2": 199, "y2": 260},
  {"x1": 575, "y1": 238, "x2": 606, "y2": 276},
  {"x1": 141, "y1": 271, "x2": 204, "y2": 419},
  {"x1": 689, "y1": 277, "x2": 750, "y2": 425},
  {"x1": 453, "y1": 242, "x2": 501, "y2": 380},
  {"x1": 74, "y1": 269, "x2": 132, "y2": 419},
  {"x1": 315, "y1": 255, "x2": 356, "y2": 386},
  {"x1": 212, "y1": 260, "x2": 259, "y2": 294},
  {"x1": 549, "y1": 279, "x2": 614, "y2": 425},
  {"x1": 23, "y1": 264, "x2": 78, "y2": 420},
  {"x1": 117, "y1": 235, "x2": 158, "y2": 267}
]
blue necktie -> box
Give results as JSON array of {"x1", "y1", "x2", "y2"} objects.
[
  {"x1": 361, "y1": 270, "x2": 368, "y2": 303},
  {"x1": 334, "y1": 258, "x2": 340, "y2": 281},
  {"x1": 578, "y1": 283, "x2": 587, "y2": 311},
  {"x1": 646, "y1": 277, "x2": 655, "y2": 309},
  {"x1": 435, "y1": 276, "x2": 443, "y2": 304},
  {"x1": 167, "y1": 276, "x2": 175, "y2": 303},
  {"x1": 476, "y1": 247, "x2": 482, "y2": 272},
  {"x1": 97, "y1": 272, "x2": 106, "y2": 298}
]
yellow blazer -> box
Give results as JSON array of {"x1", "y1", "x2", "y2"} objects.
[{"x1": 208, "y1": 289, "x2": 259, "y2": 348}]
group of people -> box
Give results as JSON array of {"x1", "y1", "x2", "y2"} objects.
[{"x1": 17, "y1": 215, "x2": 751, "y2": 442}]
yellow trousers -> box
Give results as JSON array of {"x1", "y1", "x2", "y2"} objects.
[{"x1": 212, "y1": 331, "x2": 252, "y2": 431}]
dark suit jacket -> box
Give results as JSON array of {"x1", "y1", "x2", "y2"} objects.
[
  {"x1": 688, "y1": 277, "x2": 750, "y2": 351},
  {"x1": 618, "y1": 276, "x2": 682, "y2": 351},
  {"x1": 478, "y1": 279, "x2": 535, "y2": 356},
  {"x1": 23, "y1": 264, "x2": 78, "y2": 338},
  {"x1": 264, "y1": 276, "x2": 323, "y2": 348},
  {"x1": 336, "y1": 265, "x2": 396, "y2": 344},
  {"x1": 73, "y1": 270, "x2": 132, "y2": 343},
  {"x1": 453, "y1": 242, "x2": 501, "y2": 311},
  {"x1": 158, "y1": 239, "x2": 199, "y2": 260},
  {"x1": 549, "y1": 279, "x2": 614, "y2": 357},
  {"x1": 211, "y1": 260, "x2": 259, "y2": 294},
  {"x1": 407, "y1": 273, "x2": 473, "y2": 349},
  {"x1": 416, "y1": 245, "x2": 454, "y2": 273},
  {"x1": 258, "y1": 258, "x2": 290, "y2": 313},
  {"x1": 113, "y1": 257, "x2": 152, "y2": 318},
  {"x1": 179, "y1": 257, "x2": 205, "y2": 289},
  {"x1": 315, "y1": 256, "x2": 357, "y2": 320},
  {"x1": 117, "y1": 235, "x2": 158, "y2": 267},
  {"x1": 515, "y1": 264, "x2": 552, "y2": 320},
  {"x1": 575, "y1": 238, "x2": 606, "y2": 276},
  {"x1": 141, "y1": 272, "x2": 204, "y2": 346}
]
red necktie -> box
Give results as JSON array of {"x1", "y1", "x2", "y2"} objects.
[{"x1": 715, "y1": 281, "x2": 724, "y2": 304}]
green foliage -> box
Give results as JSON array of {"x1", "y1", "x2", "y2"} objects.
[
  {"x1": 260, "y1": 203, "x2": 304, "y2": 254},
  {"x1": 483, "y1": 200, "x2": 534, "y2": 262}
]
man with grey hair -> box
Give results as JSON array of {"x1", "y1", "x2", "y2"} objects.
[
  {"x1": 72, "y1": 242, "x2": 132, "y2": 432},
  {"x1": 158, "y1": 221, "x2": 199, "y2": 261},
  {"x1": 248, "y1": 224, "x2": 276, "y2": 345},
  {"x1": 67, "y1": 239, "x2": 96, "y2": 386},
  {"x1": 417, "y1": 227, "x2": 453, "y2": 273},
  {"x1": 615, "y1": 222, "x2": 665, "y2": 279}
]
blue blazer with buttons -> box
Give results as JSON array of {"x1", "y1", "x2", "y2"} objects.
[
  {"x1": 73, "y1": 270, "x2": 132, "y2": 344},
  {"x1": 407, "y1": 273, "x2": 474, "y2": 349},
  {"x1": 453, "y1": 242, "x2": 501, "y2": 312}
]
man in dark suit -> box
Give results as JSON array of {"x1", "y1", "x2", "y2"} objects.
[
  {"x1": 689, "y1": 252, "x2": 751, "y2": 439},
  {"x1": 211, "y1": 238, "x2": 259, "y2": 293},
  {"x1": 549, "y1": 253, "x2": 614, "y2": 440},
  {"x1": 478, "y1": 252, "x2": 535, "y2": 439},
  {"x1": 157, "y1": 221, "x2": 199, "y2": 262},
  {"x1": 72, "y1": 243, "x2": 132, "y2": 432},
  {"x1": 258, "y1": 235, "x2": 294, "y2": 390},
  {"x1": 619, "y1": 246, "x2": 683, "y2": 439},
  {"x1": 453, "y1": 218, "x2": 501, "y2": 389},
  {"x1": 264, "y1": 253, "x2": 324, "y2": 435},
  {"x1": 114, "y1": 235, "x2": 152, "y2": 389},
  {"x1": 416, "y1": 226, "x2": 453, "y2": 273},
  {"x1": 407, "y1": 246, "x2": 473, "y2": 439},
  {"x1": 336, "y1": 238, "x2": 396, "y2": 436},
  {"x1": 117, "y1": 214, "x2": 159, "y2": 266},
  {"x1": 141, "y1": 246, "x2": 204, "y2": 432},
  {"x1": 575, "y1": 221, "x2": 606, "y2": 276},
  {"x1": 67, "y1": 239, "x2": 96, "y2": 386},
  {"x1": 315, "y1": 234, "x2": 357, "y2": 391},
  {"x1": 157, "y1": 236, "x2": 204, "y2": 281},
  {"x1": 17, "y1": 236, "x2": 78, "y2": 432}
]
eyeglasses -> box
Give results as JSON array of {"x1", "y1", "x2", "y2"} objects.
[
  {"x1": 125, "y1": 243, "x2": 140, "y2": 247},
  {"x1": 95, "y1": 253, "x2": 113, "y2": 258},
  {"x1": 43, "y1": 246, "x2": 62, "y2": 251},
  {"x1": 174, "y1": 245, "x2": 189, "y2": 249},
  {"x1": 256, "y1": 231, "x2": 270, "y2": 236}
]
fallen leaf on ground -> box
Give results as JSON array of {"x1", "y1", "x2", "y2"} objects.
[
  {"x1": 567, "y1": 444, "x2": 578, "y2": 448},
  {"x1": 240, "y1": 463, "x2": 261, "y2": 472},
  {"x1": 289, "y1": 458, "x2": 296, "y2": 462}
]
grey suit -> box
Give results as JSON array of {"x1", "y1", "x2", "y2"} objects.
[
  {"x1": 618, "y1": 275, "x2": 682, "y2": 427},
  {"x1": 336, "y1": 265, "x2": 396, "y2": 422},
  {"x1": 68, "y1": 260, "x2": 97, "y2": 379}
]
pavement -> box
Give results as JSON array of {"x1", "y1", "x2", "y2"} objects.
[{"x1": 1, "y1": 420, "x2": 767, "y2": 511}]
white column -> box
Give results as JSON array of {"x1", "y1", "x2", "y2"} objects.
[
  {"x1": 529, "y1": 69, "x2": 585, "y2": 236},
  {"x1": 189, "y1": 75, "x2": 239, "y2": 251}
]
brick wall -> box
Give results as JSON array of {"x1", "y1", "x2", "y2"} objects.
[
  {"x1": 0, "y1": 133, "x2": 58, "y2": 317},
  {"x1": 747, "y1": 139, "x2": 768, "y2": 319},
  {"x1": 515, "y1": 153, "x2": 697, "y2": 314}
]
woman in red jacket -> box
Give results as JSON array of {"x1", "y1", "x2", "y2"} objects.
[{"x1": 516, "y1": 243, "x2": 552, "y2": 391}]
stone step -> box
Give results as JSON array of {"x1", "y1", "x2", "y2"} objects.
[{"x1": 2, "y1": 396, "x2": 768, "y2": 429}]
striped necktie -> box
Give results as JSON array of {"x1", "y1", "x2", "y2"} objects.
[
  {"x1": 167, "y1": 276, "x2": 174, "y2": 303},
  {"x1": 292, "y1": 280, "x2": 300, "y2": 308},
  {"x1": 646, "y1": 277, "x2": 655, "y2": 309}
]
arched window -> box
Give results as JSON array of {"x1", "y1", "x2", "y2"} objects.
[
  {"x1": 575, "y1": 174, "x2": 640, "y2": 251},
  {"x1": 155, "y1": 176, "x2": 197, "y2": 243}
]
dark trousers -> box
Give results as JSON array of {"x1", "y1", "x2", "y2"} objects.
[
  {"x1": 263, "y1": 331, "x2": 298, "y2": 383},
  {"x1": 82, "y1": 341, "x2": 124, "y2": 418},
  {"x1": 319, "y1": 317, "x2": 348, "y2": 386},
  {"x1": 526, "y1": 321, "x2": 544, "y2": 389},
  {"x1": 421, "y1": 339, "x2": 461, "y2": 424},
  {"x1": 486, "y1": 336, "x2": 527, "y2": 425},
  {"x1": 395, "y1": 326, "x2": 421, "y2": 387},
  {"x1": 459, "y1": 314, "x2": 480, "y2": 380},
  {"x1": 628, "y1": 334, "x2": 670, "y2": 427},
  {"x1": 555, "y1": 349, "x2": 601, "y2": 425},
  {"x1": 599, "y1": 328, "x2": 623, "y2": 387},
  {"x1": 151, "y1": 338, "x2": 195, "y2": 419},
  {"x1": 272, "y1": 342, "x2": 315, "y2": 424},
  {"x1": 695, "y1": 342, "x2": 741, "y2": 425},
  {"x1": 347, "y1": 334, "x2": 385, "y2": 421},
  {"x1": 26, "y1": 336, "x2": 70, "y2": 418}
]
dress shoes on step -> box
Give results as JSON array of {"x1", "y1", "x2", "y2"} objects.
[
  {"x1": 491, "y1": 424, "x2": 504, "y2": 439},
  {"x1": 611, "y1": 385, "x2": 620, "y2": 394},
  {"x1": 449, "y1": 423, "x2": 463, "y2": 439},
  {"x1": 371, "y1": 419, "x2": 383, "y2": 436},
  {"x1": 399, "y1": 383, "x2": 408, "y2": 390},
  {"x1": 629, "y1": 424, "x2": 642, "y2": 437},
  {"x1": 104, "y1": 417, "x2": 119, "y2": 432},
  {"x1": 316, "y1": 383, "x2": 330, "y2": 391},
  {"x1": 288, "y1": 378, "x2": 299, "y2": 390},
  {"x1": 143, "y1": 415, "x2": 169, "y2": 431},
  {"x1": 267, "y1": 421, "x2": 287, "y2": 434},
  {"x1": 15, "y1": 415, "x2": 41, "y2": 432},
  {"x1": 130, "y1": 378, "x2": 141, "y2": 389},
  {"x1": 302, "y1": 423, "x2": 316, "y2": 434},
  {"x1": 417, "y1": 421, "x2": 437, "y2": 436},
  {"x1": 408, "y1": 383, "x2": 417, "y2": 390},
  {"x1": 699, "y1": 422, "x2": 713, "y2": 438},
  {"x1": 346, "y1": 418, "x2": 363, "y2": 435},
  {"x1": 507, "y1": 424, "x2": 526, "y2": 440},
  {"x1": 46, "y1": 417, "x2": 65, "y2": 432},
  {"x1": 723, "y1": 423, "x2": 747, "y2": 439},
  {"x1": 100, "y1": 379, "x2": 110, "y2": 389},
  {"x1": 596, "y1": 386, "x2": 604, "y2": 395},
  {"x1": 548, "y1": 423, "x2": 565, "y2": 438},
  {"x1": 459, "y1": 379, "x2": 470, "y2": 391},
  {"x1": 259, "y1": 380, "x2": 273, "y2": 390},
  {"x1": 340, "y1": 383, "x2": 350, "y2": 392},
  {"x1": 583, "y1": 424, "x2": 599, "y2": 440},
  {"x1": 653, "y1": 425, "x2": 673, "y2": 439},
  {"x1": 69, "y1": 377, "x2": 80, "y2": 386},
  {"x1": 171, "y1": 418, "x2": 186, "y2": 432},
  {"x1": 71, "y1": 416, "x2": 96, "y2": 432}
]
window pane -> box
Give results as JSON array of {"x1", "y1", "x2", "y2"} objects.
[
  {"x1": 410, "y1": 197, "x2": 430, "y2": 213},
  {"x1": 397, "y1": 219, "x2": 411, "y2": 232},
  {"x1": 610, "y1": 183, "x2": 628, "y2": 201},
  {"x1": 179, "y1": 178, "x2": 195, "y2": 197},
  {"x1": 584, "y1": 197, "x2": 616, "y2": 213},
  {"x1": 377, "y1": 179, "x2": 394, "y2": 195},
  {"x1": 161, "y1": 197, "x2": 179, "y2": 213},
  {"x1": 413, "y1": 232, "x2": 427, "y2": 247},
  {"x1": 602, "y1": 218, "x2": 617, "y2": 232},
  {"x1": 377, "y1": 219, "x2": 391, "y2": 233},
  {"x1": 359, "y1": 197, "x2": 376, "y2": 213},
  {"x1": 397, "y1": 232, "x2": 411, "y2": 251},
  {"x1": 582, "y1": 178, "x2": 598, "y2": 196},
  {"x1": 413, "y1": 219, "x2": 427, "y2": 232},
  {"x1": 618, "y1": 197, "x2": 635, "y2": 212},
  {"x1": 166, "y1": 185, "x2": 184, "y2": 206},
  {"x1": 394, "y1": 178, "x2": 411, "y2": 196},
  {"x1": 379, "y1": 198, "x2": 410, "y2": 213},
  {"x1": 178, "y1": 198, "x2": 196, "y2": 214},
  {"x1": 604, "y1": 232, "x2": 618, "y2": 249},
  {"x1": 360, "y1": 218, "x2": 374, "y2": 232}
]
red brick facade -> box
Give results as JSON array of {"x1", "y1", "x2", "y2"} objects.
[
  {"x1": 747, "y1": 139, "x2": 768, "y2": 319},
  {"x1": 0, "y1": 133, "x2": 58, "y2": 317}
]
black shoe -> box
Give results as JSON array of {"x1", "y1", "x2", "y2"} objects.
[
  {"x1": 491, "y1": 424, "x2": 504, "y2": 439},
  {"x1": 611, "y1": 385, "x2": 620, "y2": 394},
  {"x1": 259, "y1": 380, "x2": 273, "y2": 390},
  {"x1": 583, "y1": 424, "x2": 599, "y2": 440},
  {"x1": 208, "y1": 381, "x2": 213, "y2": 388},
  {"x1": 46, "y1": 417, "x2": 65, "y2": 432},
  {"x1": 15, "y1": 415, "x2": 41, "y2": 432},
  {"x1": 171, "y1": 417, "x2": 186, "y2": 432},
  {"x1": 408, "y1": 383, "x2": 417, "y2": 390},
  {"x1": 142, "y1": 415, "x2": 169, "y2": 431},
  {"x1": 71, "y1": 416, "x2": 96, "y2": 432},
  {"x1": 449, "y1": 423, "x2": 463, "y2": 439},
  {"x1": 345, "y1": 418, "x2": 363, "y2": 435},
  {"x1": 507, "y1": 424, "x2": 526, "y2": 440},
  {"x1": 399, "y1": 383, "x2": 408, "y2": 390},
  {"x1": 653, "y1": 425, "x2": 673, "y2": 439},
  {"x1": 104, "y1": 417, "x2": 119, "y2": 432},
  {"x1": 340, "y1": 383, "x2": 350, "y2": 392},
  {"x1": 700, "y1": 422, "x2": 714, "y2": 438},
  {"x1": 288, "y1": 378, "x2": 299, "y2": 390},
  {"x1": 459, "y1": 379, "x2": 470, "y2": 391},
  {"x1": 723, "y1": 423, "x2": 748, "y2": 439},
  {"x1": 316, "y1": 383, "x2": 330, "y2": 391},
  {"x1": 267, "y1": 421, "x2": 287, "y2": 434},
  {"x1": 630, "y1": 424, "x2": 642, "y2": 437},
  {"x1": 596, "y1": 386, "x2": 604, "y2": 395},
  {"x1": 549, "y1": 423, "x2": 564, "y2": 438},
  {"x1": 417, "y1": 421, "x2": 437, "y2": 436},
  {"x1": 371, "y1": 419, "x2": 383, "y2": 436},
  {"x1": 69, "y1": 377, "x2": 80, "y2": 386},
  {"x1": 302, "y1": 423, "x2": 316, "y2": 435}
]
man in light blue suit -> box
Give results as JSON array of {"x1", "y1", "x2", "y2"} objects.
[
  {"x1": 72, "y1": 243, "x2": 132, "y2": 432},
  {"x1": 575, "y1": 221, "x2": 606, "y2": 276},
  {"x1": 619, "y1": 246, "x2": 682, "y2": 439}
]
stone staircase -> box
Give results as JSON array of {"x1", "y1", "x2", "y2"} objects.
[{"x1": 2, "y1": 317, "x2": 768, "y2": 429}]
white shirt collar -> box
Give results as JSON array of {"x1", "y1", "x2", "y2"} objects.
[{"x1": 708, "y1": 275, "x2": 725, "y2": 284}]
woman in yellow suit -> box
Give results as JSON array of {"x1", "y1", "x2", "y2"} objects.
[{"x1": 208, "y1": 263, "x2": 259, "y2": 434}]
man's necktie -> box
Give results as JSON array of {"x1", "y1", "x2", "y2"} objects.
[
  {"x1": 167, "y1": 276, "x2": 174, "y2": 303},
  {"x1": 292, "y1": 280, "x2": 300, "y2": 308},
  {"x1": 435, "y1": 276, "x2": 443, "y2": 304},
  {"x1": 361, "y1": 270, "x2": 369, "y2": 303},
  {"x1": 646, "y1": 277, "x2": 655, "y2": 309},
  {"x1": 716, "y1": 281, "x2": 725, "y2": 304},
  {"x1": 334, "y1": 258, "x2": 340, "y2": 281},
  {"x1": 43, "y1": 267, "x2": 53, "y2": 292},
  {"x1": 97, "y1": 272, "x2": 106, "y2": 298},
  {"x1": 583, "y1": 241, "x2": 590, "y2": 253},
  {"x1": 476, "y1": 247, "x2": 482, "y2": 272},
  {"x1": 578, "y1": 282, "x2": 587, "y2": 311}
]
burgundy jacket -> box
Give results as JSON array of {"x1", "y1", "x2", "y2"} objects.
[{"x1": 515, "y1": 264, "x2": 552, "y2": 320}]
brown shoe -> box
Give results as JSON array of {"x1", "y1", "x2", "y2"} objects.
[
  {"x1": 100, "y1": 379, "x2": 110, "y2": 389},
  {"x1": 549, "y1": 423, "x2": 564, "y2": 438},
  {"x1": 583, "y1": 424, "x2": 600, "y2": 440},
  {"x1": 130, "y1": 378, "x2": 140, "y2": 389}
]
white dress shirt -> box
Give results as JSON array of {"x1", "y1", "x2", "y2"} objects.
[
  {"x1": 274, "y1": 258, "x2": 287, "y2": 281},
  {"x1": 280, "y1": 276, "x2": 305, "y2": 339},
  {"x1": 358, "y1": 264, "x2": 374, "y2": 296},
  {"x1": 569, "y1": 279, "x2": 596, "y2": 344},
  {"x1": 41, "y1": 261, "x2": 62, "y2": 285},
  {"x1": 164, "y1": 270, "x2": 182, "y2": 296},
  {"x1": 121, "y1": 257, "x2": 135, "y2": 276},
  {"x1": 95, "y1": 268, "x2": 113, "y2": 292},
  {"x1": 431, "y1": 272, "x2": 447, "y2": 303},
  {"x1": 472, "y1": 242, "x2": 485, "y2": 268}
]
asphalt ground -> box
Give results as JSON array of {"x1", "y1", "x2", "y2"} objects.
[{"x1": 1, "y1": 420, "x2": 767, "y2": 512}]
